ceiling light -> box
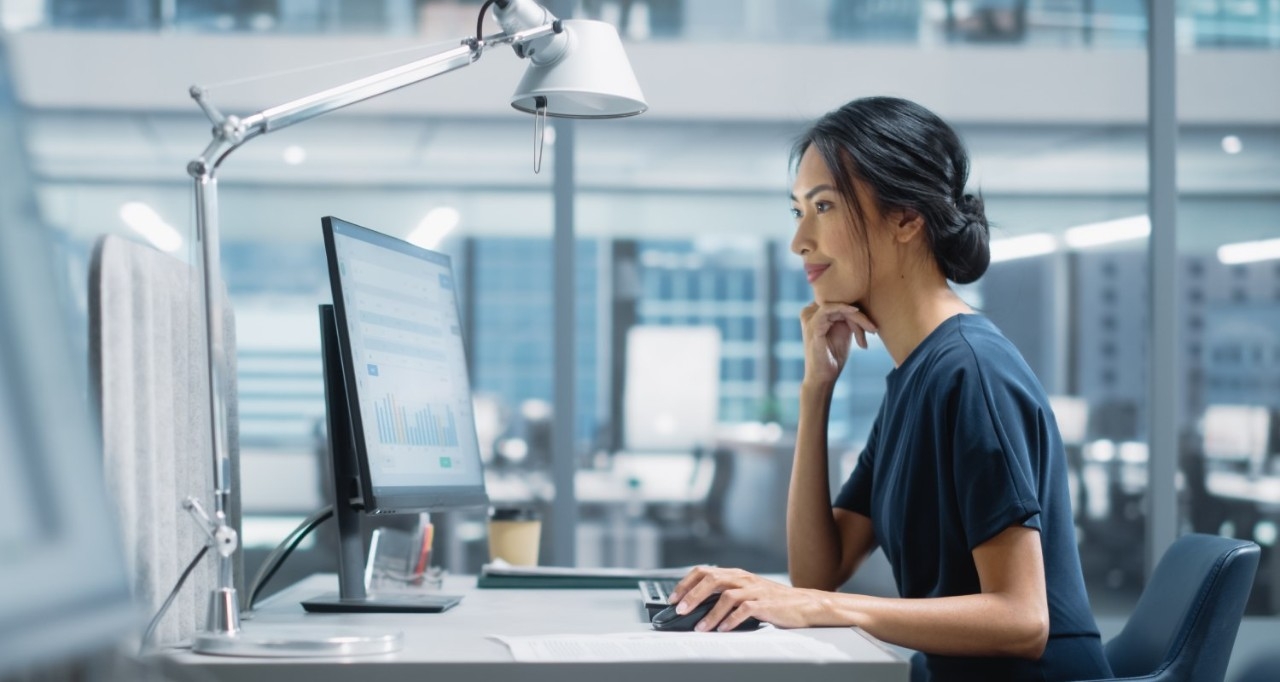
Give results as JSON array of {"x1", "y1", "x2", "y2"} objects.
[
  {"x1": 1064, "y1": 215, "x2": 1150, "y2": 249},
  {"x1": 282, "y1": 145, "x2": 307, "y2": 165},
  {"x1": 989, "y1": 233, "x2": 1058, "y2": 263},
  {"x1": 407, "y1": 207, "x2": 461, "y2": 250},
  {"x1": 1218, "y1": 237, "x2": 1280, "y2": 265},
  {"x1": 1221, "y1": 135, "x2": 1243, "y2": 155},
  {"x1": 119, "y1": 202, "x2": 183, "y2": 253}
]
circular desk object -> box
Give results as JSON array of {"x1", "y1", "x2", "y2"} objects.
[{"x1": 192, "y1": 628, "x2": 403, "y2": 657}]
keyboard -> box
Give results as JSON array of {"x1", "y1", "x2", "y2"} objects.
[{"x1": 638, "y1": 579, "x2": 678, "y2": 619}]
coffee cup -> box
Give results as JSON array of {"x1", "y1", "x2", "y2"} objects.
[{"x1": 487, "y1": 507, "x2": 541, "y2": 566}]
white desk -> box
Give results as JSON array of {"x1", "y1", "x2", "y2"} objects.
[{"x1": 161, "y1": 574, "x2": 909, "y2": 682}]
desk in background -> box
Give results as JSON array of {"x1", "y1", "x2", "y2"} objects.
[
  {"x1": 161, "y1": 574, "x2": 908, "y2": 682},
  {"x1": 1207, "y1": 470, "x2": 1280, "y2": 614}
]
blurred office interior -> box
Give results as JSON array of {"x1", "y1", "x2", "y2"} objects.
[{"x1": 1, "y1": 0, "x2": 1279, "y2": 676}]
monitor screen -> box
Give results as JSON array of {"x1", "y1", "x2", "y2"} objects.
[
  {"x1": 624, "y1": 325, "x2": 721, "y2": 451},
  {"x1": 1203, "y1": 404, "x2": 1271, "y2": 463},
  {"x1": 323, "y1": 216, "x2": 488, "y2": 513},
  {"x1": 1048, "y1": 395, "x2": 1088, "y2": 446}
]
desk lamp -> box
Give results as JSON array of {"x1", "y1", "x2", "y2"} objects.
[{"x1": 182, "y1": 0, "x2": 645, "y2": 657}]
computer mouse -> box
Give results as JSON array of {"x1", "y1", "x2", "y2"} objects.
[{"x1": 650, "y1": 593, "x2": 763, "y2": 632}]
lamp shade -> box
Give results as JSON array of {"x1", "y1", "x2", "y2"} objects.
[{"x1": 510, "y1": 20, "x2": 647, "y2": 119}]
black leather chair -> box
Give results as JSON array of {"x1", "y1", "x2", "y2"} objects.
[{"x1": 1076, "y1": 533, "x2": 1259, "y2": 682}]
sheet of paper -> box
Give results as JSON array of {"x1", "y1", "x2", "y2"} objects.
[
  {"x1": 492, "y1": 629, "x2": 854, "y2": 663},
  {"x1": 482, "y1": 558, "x2": 700, "y2": 579}
]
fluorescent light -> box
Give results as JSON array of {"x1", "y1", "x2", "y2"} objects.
[
  {"x1": 989, "y1": 233, "x2": 1058, "y2": 263},
  {"x1": 119, "y1": 202, "x2": 183, "y2": 253},
  {"x1": 1064, "y1": 215, "x2": 1150, "y2": 249},
  {"x1": 407, "y1": 207, "x2": 461, "y2": 249},
  {"x1": 1218, "y1": 237, "x2": 1280, "y2": 265},
  {"x1": 282, "y1": 145, "x2": 307, "y2": 165},
  {"x1": 1221, "y1": 135, "x2": 1243, "y2": 155}
]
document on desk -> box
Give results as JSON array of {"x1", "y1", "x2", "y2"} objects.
[{"x1": 494, "y1": 630, "x2": 854, "y2": 663}]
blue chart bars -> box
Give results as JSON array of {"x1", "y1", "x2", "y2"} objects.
[{"x1": 372, "y1": 395, "x2": 459, "y2": 448}]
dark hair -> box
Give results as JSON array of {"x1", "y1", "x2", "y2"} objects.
[{"x1": 791, "y1": 96, "x2": 990, "y2": 285}]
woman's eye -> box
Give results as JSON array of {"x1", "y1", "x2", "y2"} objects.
[
  {"x1": 790, "y1": 207, "x2": 802, "y2": 219},
  {"x1": 815, "y1": 201, "x2": 833, "y2": 214}
]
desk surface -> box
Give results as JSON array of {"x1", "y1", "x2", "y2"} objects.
[{"x1": 161, "y1": 574, "x2": 908, "y2": 682}]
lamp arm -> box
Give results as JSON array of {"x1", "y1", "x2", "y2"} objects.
[{"x1": 186, "y1": 22, "x2": 557, "y2": 176}]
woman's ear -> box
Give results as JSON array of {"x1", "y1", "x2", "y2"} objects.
[{"x1": 891, "y1": 208, "x2": 926, "y2": 244}]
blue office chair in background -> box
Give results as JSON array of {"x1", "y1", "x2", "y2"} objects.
[
  {"x1": 1076, "y1": 533, "x2": 1259, "y2": 682},
  {"x1": 1232, "y1": 650, "x2": 1280, "y2": 682}
]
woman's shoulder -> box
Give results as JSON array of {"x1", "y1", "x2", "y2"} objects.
[{"x1": 912, "y1": 315, "x2": 1036, "y2": 389}]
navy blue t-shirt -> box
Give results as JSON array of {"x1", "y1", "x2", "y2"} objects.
[{"x1": 834, "y1": 314, "x2": 1112, "y2": 682}]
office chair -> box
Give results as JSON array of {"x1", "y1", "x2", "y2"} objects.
[
  {"x1": 89, "y1": 235, "x2": 242, "y2": 647},
  {"x1": 1231, "y1": 651, "x2": 1280, "y2": 682},
  {"x1": 1074, "y1": 533, "x2": 1259, "y2": 682}
]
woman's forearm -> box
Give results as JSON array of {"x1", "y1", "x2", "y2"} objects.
[
  {"x1": 786, "y1": 383, "x2": 844, "y2": 590},
  {"x1": 817, "y1": 590, "x2": 1049, "y2": 660}
]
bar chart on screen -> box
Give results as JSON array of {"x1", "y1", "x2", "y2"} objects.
[{"x1": 372, "y1": 395, "x2": 460, "y2": 449}]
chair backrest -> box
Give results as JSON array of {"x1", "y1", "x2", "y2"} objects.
[
  {"x1": 88, "y1": 235, "x2": 242, "y2": 647},
  {"x1": 1105, "y1": 533, "x2": 1259, "y2": 682}
]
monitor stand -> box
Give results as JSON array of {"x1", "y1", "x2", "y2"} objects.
[{"x1": 301, "y1": 305, "x2": 462, "y2": 614}]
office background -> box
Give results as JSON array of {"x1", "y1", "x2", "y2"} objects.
[{"x1": 1, "y1": 0, "x2": 1278, "y2": 675}]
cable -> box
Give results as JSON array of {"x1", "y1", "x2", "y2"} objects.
[
  {"x1": 140, "y1": 545, "x2": 209, "y2": 656},
  {"x1": 476, "y1": 0, "x2": 501, "y2": 43},
  {"x1": 245, "y1": 505, "x2": 334, "y2": 611}
]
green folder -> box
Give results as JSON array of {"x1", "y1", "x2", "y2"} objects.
[{"x1": 476, "y1": 574, "x2": 642, "y2": 589}]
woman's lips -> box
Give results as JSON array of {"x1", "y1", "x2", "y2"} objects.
[{"x1": 805, "y1": 264, "x2": 829, "y2": 283}]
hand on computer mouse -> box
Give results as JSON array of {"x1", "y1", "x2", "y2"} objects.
[{"x1": 651, "y1": 593, "x2": 762, "y2": 632}]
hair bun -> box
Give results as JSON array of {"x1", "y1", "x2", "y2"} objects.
[
  {"x1": 958, "y1": 193, "x2": 985, "y2": 222},
  {"x1": 937, "y1": 193, "x2": 990, "y2": 285}
]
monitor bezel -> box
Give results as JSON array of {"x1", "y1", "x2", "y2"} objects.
[{"x1": 321, "y1": 215, "x2": 489, "y2": 514}]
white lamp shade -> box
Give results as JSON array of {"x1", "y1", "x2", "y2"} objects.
[{"x1": 510, "y1": 20, "x2": 648, "y2": 119}]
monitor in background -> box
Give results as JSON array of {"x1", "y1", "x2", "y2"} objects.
[
  {"x1": 303, "y1": 216, "x2": 488, "y2": 614},
  {"x1": 0, "y1": 38, "x2": 135, "y2": 674},
  {"x1": 1203, "y1": 404, "x2": 1271, "y2": 469},
  {"x1": 1048, "y1": 395, "x2": 1089, "y2": 447},
  {"x1": 623, "y1": 325, "x2": 721, "y2": 452}
]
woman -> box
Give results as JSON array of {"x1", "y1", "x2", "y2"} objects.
[{"x1": 668, "y1": 97, "x2": 1113, "y2": 682}]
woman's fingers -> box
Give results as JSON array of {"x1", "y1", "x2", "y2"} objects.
[
  {"x1": 669, "y1": 565, "x2": 711, "y2": 605},
  {"x1": 695, "y1": 588, "x2": 742, "y2": 632}
]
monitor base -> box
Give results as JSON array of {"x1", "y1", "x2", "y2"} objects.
[{"x1": 301, "y1": 592, "x2": 463, "y2": 614}]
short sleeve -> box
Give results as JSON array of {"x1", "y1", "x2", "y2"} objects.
[
  {"x1": 833, "y1": 420, "x2": 879, "y2": 516},
  {"x1": 951, "y1": 362, "x2": 1043, "y2": 551}
]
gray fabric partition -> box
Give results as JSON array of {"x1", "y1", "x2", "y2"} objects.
[{"x1": 88, "y1": 235, "x2": 241, "y2": 647}]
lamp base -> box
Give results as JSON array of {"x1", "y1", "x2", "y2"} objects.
[{"x1": 191, "y1": 628, "x2": 403, "y2": 657}]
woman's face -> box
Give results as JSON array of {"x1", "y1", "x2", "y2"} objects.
[{"x1": 789, "y1": 146, "x2": 889, "y2": 306}]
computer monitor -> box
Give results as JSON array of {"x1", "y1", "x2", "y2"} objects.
[
  {"x1": 303, "y1": 216, "x2": 488, "y2": 613},
  {"x1": 0, "y1": 38, "x2": 136, "y2": 674},
  {"x1": 623, "y1": 325, "x2": 721, "y2": 452},
  {"x1": 1048, "y1": 395, "x2": 1089, "y2": 447},
  {"x1": 1203, "y1": 404, "x2": 1271, "y2": 468}
]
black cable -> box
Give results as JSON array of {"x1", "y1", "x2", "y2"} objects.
[
  {"x1": 476, "y1": 0, "x2": 500, "y2": 44},
  {"x1": 246, "y1": 506, "x2": 334, "y2": 611},
  {"x1": 140, "y1": 545, "x2": 209, "y2": 655}
]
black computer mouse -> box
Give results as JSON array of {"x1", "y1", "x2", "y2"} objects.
[{"x1": 650, "y1": 593, "x2": 763, "y2": 632}]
